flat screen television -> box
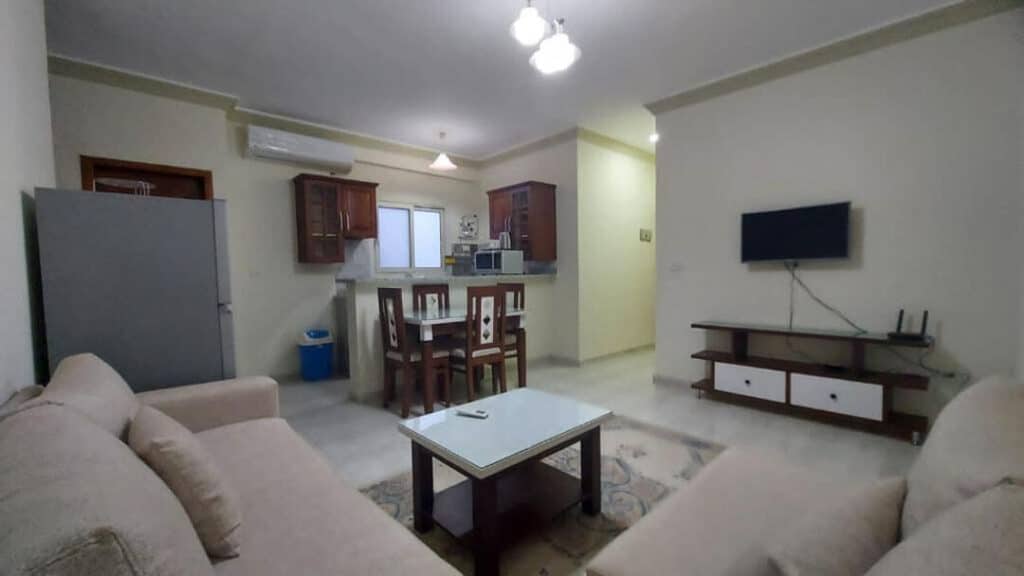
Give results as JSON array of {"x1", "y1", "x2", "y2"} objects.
[{"x1": 741, "y1": 202, "x2": 850, "y2": 262}]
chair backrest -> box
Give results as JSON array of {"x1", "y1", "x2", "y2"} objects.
[
  {"x1": 412, "y1": 284, "x2": 450, "y2": 316},
  {"x1": 465, "y1": 285, "x2": 506, "y2": 354},
  {"x1": 377, "y1": 287, "x2": 409, "y2": 359},
  {"x1": 498, "y1": 282, "x2": 525, "y2": 312}
]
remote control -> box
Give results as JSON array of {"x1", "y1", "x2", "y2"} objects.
[{"x1": 456, "y1": 409, "x2": 489, "y2": 419}]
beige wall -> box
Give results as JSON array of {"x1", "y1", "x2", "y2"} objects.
[
  {"x1": 1019, "y1": 87, "x2": 1024, "y2": 379},
  {"x1": 577, "y1": 136, "x2": 656, "y2": 360},
  {"x1": 0, "y1": 0, "x2": 55, "y2": 400},
  {"x1": 481, "y1": 135, "x2": 581, "y2": 362},
  {"x1": 48, "y1": 74, "x2": 484, "y2": 379},
  {"x1": 654, "y1": 9, "x2": 1024, "y2": 419}
]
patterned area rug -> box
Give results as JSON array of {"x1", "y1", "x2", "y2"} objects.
[{"x1": 361, "y1": 416, "x2": 724, "y2": 575}]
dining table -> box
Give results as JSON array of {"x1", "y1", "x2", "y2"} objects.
[{"x1": 404, "y1": 307, "x2": 526, "y2": 413}]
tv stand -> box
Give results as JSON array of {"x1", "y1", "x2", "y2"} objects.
[{"x1": 691, "y1": 321, "x2": 931, "y2": 444}]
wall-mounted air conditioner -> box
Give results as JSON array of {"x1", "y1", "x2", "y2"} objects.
[{"x1": 247, "y1": 125, "x2": 355, "y2": 172}]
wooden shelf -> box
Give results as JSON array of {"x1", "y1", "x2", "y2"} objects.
[
  {"x1": 692, "y1": 379, "x2": 928, "y2": 442},
  {"x1": 432, "y1": 461, "x2": 580, "y2": 543},
  {"x1": 691, "y1": 350, "x2": 928, "y2": 390},
  {"x1": 692, "y1": 321, "x2": 933, "y2": 348}
]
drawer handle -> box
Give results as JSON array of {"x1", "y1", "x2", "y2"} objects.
[
  {"x1": 829, "y1": 393, "x2": 838, "y2": 401},
  {"x1": 744, "y1": 379, "x2": 751, "y2": 386}
]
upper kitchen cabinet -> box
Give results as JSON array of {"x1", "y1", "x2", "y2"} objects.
[
  {"x1": 294, "y1": 174, "x2": 378, "y2": 263},
  {"x1": 339, "y1": 179, "x2": 378, "y2": 239},
  {"x1": 487, "y1": 181, "x2": 557, "y2": 261}
]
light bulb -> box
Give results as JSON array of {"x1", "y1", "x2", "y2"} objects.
[
  {"x1": 529, "y1": 27, "x2": 581, "y2": 75},
  {"x1": 649, "y1": 133, "x2": 660, "y2": 144},
  {"x1": 510, "y1": 5, "x2": 547, "y2": 47}
]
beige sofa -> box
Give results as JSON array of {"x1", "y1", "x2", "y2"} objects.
[
  {"x1": 0, "y1": 354, "x2": 458, "y2": 576},
  {"x1": 588, "y1": 374, "x2": 1024, "y2": 576}
]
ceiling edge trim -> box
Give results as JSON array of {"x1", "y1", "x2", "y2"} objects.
[
  {"x1": 645, "y1": 0, "x2": 1020, "y2": 116},
  {"x1": 47, "y1": 54, "x2": 482, "y2": 171},
  {"x1": 576, "y1": 128, "x2": 656, "y2": 163},
  {"x1": 480, "y1": 128, "x2": 581, "y2": 167}
]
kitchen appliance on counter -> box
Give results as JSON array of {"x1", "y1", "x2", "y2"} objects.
[
  {"x1": 474, "y1": 249, "x2": 524, "y2": 275},
  {"x1": 450, "y1": 243, "x2": 478, "y2": 276}
]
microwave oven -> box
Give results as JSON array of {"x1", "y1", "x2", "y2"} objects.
[{"x1": 474, "y1": 250, "x2": 524, "y2": 275}]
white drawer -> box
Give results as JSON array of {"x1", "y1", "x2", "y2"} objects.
[
  {"x1": 790, "y1": 374, "x2": 884, "y2": 421},
  {"x1": 714, "y1": 363, "x2": 786, "y2": 403}
]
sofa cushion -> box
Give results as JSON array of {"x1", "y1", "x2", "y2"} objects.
[
  {"x1": 29, "y1": 354, "x2": 138, "y2": 438},
  {"x1": 769, "y1": 477, "x2": 906, "y2": 576},
  {"x1": 902, "y1": 374, "x2": 1024, "y2": 536},
  {"x1": 586, "y1": 448, "x2": 859, "y2": 576},
  {"x1": 867, "y1": 483, "x2": 1024, "y2": 576},
  {"x1": 0, "y1": 404, "x2": 213, "y2": 576},
  {"x1": 129, "y1": 406, "x2": 242, "y2": 558},
  {"x1": 196, "y1": 418, "x2": 458, "y2": 576}
]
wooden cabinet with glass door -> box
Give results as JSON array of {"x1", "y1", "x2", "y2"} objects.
[
  {"x1": 294, "y1": 174, "x2": 379, "y2": 263},
  {"x1": 486, "y1": 181, "x2": 556, "y2": 261}
]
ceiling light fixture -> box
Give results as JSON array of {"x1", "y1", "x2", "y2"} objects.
[
  {"x1": 529, "y1": 19, "x2": 581, "y2": 75},
  {"x1": 429, "y1": 131, "x2": 458, "y2": 171},
  {"x1": 649, "y1": 133, "x2": 660, "y2": 144},
  {"x1": 510, "y1": 1, "x2": 547, "y2": 47}
]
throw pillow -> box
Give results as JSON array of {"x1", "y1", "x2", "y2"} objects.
[
  {"x1": 129, "y1": 405, "x2": 242, "y2": 558},
  {"x1": 27, "y1": 354, "x2": 139, "y2": 437},
  {"x1": 866, "y1": 482, "x2": 1024, "y2": 576},
  {"x1": 769, "y1": 477, "x2": 906, "y2": 576}
]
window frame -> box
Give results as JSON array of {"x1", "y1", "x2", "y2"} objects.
[{"x1": 375, "y1": 202, "x2": 446, "y2": 273}]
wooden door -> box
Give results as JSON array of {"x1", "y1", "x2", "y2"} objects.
[
  {"x1": 81, "y1": 156, "x2": 213, "y2": 200},
  {"x1": 341, "y1": 182, "x2": 378, "y2": 238},
  {"x1": 488, "y1": 189, "x2": 513, "y2": 240},
  {"x1": 295, "y1": 176, "x2": 344, "y2": 263}
]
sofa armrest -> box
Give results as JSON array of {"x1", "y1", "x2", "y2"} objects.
[{"x1": 137, "y1": 377, "x2": 279, "y2": 432}]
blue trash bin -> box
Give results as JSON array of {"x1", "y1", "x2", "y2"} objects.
[{"x1": 298, "y1": 329, "x2": 334, "y2": 381}]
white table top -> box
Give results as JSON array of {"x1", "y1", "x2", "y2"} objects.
[
  {"x1": 398, "y1": 388, "x2": 612, "y2": 479},
  {"x1": 404, "y1": 307, "x2": 525, "y2": 326}
]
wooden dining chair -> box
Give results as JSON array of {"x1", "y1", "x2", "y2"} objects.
[
  {"x1": 498, "y1": 283, "x2": 527, "y2": 388},
  {"x1": 451, "y1": 285, "x2": 508, "y2": 401},
  {"x1": 412, "y1": 284, "x2": 450, "y2": 316},
  {"x1": 378, "y1": 287, "x2": 451, "y2": 417}
]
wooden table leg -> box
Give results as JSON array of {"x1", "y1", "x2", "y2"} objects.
[
  {"x1": 412, "y1": 443, "x2": 434, "y2": 533},
  {"x1": 516, "y1": 327, "x2": 527, "y2": 388},
  {"x1": 421, "y1": 340, "x2": 435, "y2": 414},
  {"x1": 472, "y1": 476, "x2": 500, "y2": 576},
  {"x1": 581, "y1": 428, "x2": 601, "y2": 516}
]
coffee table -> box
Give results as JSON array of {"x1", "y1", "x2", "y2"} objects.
[{"x1": 398, "y1": 388, "x2": 613, "y2": 576}]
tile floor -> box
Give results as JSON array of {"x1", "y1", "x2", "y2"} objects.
[{"x1": 280, "y1": 348, "x2": 919, "y2": 489}]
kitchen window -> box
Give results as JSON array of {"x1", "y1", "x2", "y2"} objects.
[{"x1": 377, "y1": 204, "x2": 444, "y2": 270}]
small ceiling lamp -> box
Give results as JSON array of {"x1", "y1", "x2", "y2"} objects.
[
  {"x1": 429, "y1": 132, "x2": 458, "y2": 171},
  {"x1": 529, "y1": 19, "x2": 581, "y2": 75},
  {"x1": 510, "y1": 1, "x2": 547, "y2": 47},
  {"x1": 649, "y1": 133, "x2": 660, "y2": 144}
]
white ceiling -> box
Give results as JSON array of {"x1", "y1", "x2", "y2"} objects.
[{"x1": 44, "y1": 0, "x2": 954, "y2": 159}]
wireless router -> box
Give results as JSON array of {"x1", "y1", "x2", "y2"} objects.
[{"x1": 888, "y1": 309, "x2": 929, "y2": 343}]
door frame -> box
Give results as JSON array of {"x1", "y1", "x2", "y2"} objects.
[{"x1": 80, "y1": 155, "x2": 214, "y2": 200}]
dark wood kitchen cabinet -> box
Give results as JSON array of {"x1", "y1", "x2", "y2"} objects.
[
  {"x1": 294, "y1": 174, "x2": 378, "y2": 263},
  {"x1": 487, "y1": 181, "x2": 557, "y2": 261}
]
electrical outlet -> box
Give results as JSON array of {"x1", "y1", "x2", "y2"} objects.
[{"x1": 639, "y1": 228, "x2": 653, "y2": 243}]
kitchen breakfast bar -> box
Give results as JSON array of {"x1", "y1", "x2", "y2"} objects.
[{"x1": 337, "y1": 274, "x2": 557, "y2": 409}]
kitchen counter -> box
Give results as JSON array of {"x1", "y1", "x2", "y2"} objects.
[{"x1": 341, "y1": 273, "x2": 556, "y2": 286}]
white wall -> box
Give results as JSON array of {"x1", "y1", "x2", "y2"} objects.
[
  {"x1": 0, "y1": 0, "x2": 55, "y2": 400},
  {"x1": 655, "y1": 10, "x2": 1024, "y2": 418},
  {"x1": 481, "y1": 135, "x2": 580, "y2": 362},
  {"x1": 577, "y1": 136, "x2": 656, "y2": 360},
  {"x1": 48, "y1": 74, "x2": 483, "y2": 379}
]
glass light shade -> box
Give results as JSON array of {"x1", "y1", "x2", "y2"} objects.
[
  {"x1": 510, "y1": 6, "x2": 547, "y2": 47},
  {"x1": 529, "y1": 32, "x2": 581, "y2": 74},
  {"x1": 429, "y1": 152, "x2": 458, "y2": 171}
]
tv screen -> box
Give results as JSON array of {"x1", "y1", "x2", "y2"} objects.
[{"x1": 742, "y1": 202, "x2": 850, "y2": 262}]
